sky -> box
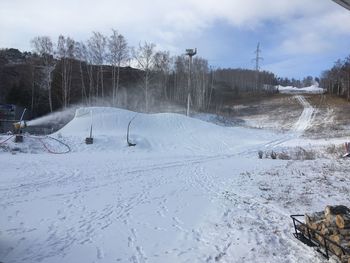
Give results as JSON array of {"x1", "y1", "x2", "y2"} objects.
[{"x1": 1, "y1": 0, "x2": 350, "y2": 79}]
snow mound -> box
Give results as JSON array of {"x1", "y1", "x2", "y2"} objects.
[
  {"x1": 278, "y1": 84, "x2": 325, "y2": 94},
  {"x1": 55, "y1": 107, "x2": 278, "y2": 154}
]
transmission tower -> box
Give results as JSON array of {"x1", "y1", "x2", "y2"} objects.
[
  {"x1": 252, "y1": 43, "x2": 263, "y2": 91},
  {"x1": 185, "y1": 48, "x2": 197, "y2": 116},
  {"x1": 254, "y1": 42, "x2": 263, "y2": 72}
]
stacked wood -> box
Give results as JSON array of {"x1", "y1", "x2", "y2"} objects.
[
  {"x1": 302, "y1": 205, "x2": 350, "y2": 261},
  {"x1": 329, "y1": 234, "x2": 350, "y2": 258},
  {"x1": 337, "y1": 214, "x2": 350, "y2": 229},
  {"x1": 305, "y1": 211, "x2": 324, "y2": 232}
]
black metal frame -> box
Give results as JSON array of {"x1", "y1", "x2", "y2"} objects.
[{"x1": 291, "y1": 214, "x2": 349, "y2": 260}]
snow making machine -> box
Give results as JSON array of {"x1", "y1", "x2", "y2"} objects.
[{"x1": 12, "y1": 108, "x2": 27, "y2": 142}]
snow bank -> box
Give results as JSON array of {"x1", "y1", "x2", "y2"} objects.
[
  {"x1": 54, "y1": 107, "x2": 278, "y2": 154},
  {"x1": 277, "y1": 84, "x2": 325, "y2": 94}
]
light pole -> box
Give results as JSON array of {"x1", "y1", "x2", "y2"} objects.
[{"x1": 185, "y1": 48, "x2": 197, "y2": 116}]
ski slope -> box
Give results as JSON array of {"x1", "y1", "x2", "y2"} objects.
[
  {"x1": 0, "y1": 102, "x2": 345, "y2": 263},
  {"x1": 52, "y1": 107, "x2": 284, "y2": 155}
]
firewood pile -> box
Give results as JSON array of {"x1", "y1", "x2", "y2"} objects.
[{"x1": 303, "y1": 205, "x2": 350, "y2": 263}]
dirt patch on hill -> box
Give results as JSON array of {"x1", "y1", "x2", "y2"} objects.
[
  {"x1": 219, "y1": 93, "x2": 350, "y2": 139},
  {"x1": 220, "y1": 94, "x2": 303, "y2": 131},
  {"x1": 305, "y1": 94, "x2": 350, "y2": 139}
]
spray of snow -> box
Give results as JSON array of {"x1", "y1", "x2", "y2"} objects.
[{"x1": 26, "y1": 107, "x2": 76, "y2": 127}]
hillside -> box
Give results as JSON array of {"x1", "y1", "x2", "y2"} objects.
[{"x1": 1, "y1": 99, "x2": 350, "y2": 262}]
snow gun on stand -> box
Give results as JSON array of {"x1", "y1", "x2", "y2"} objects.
[
  {"x1": 13, "y1": 108, "x2": 27, "y2": 143},
  {"x1": 85, "y1": 110, "x2": 93, "y2": 144},
  {"x1": 85, "y1": 124, "x2": 93, "y2": 144}
]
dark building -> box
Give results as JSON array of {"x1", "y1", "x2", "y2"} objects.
[{"x1": 0, "y1": 104, "x2": 25, "y2": 133}]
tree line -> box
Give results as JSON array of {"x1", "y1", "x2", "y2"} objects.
[
  {"x1": 0, "y1": 30, "x2": 280, "y2": 117},
  {"x1": 320, "y1": 56, "x2": 350, "y2": 101}
]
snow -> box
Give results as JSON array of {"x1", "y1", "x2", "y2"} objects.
[
  {"x1": 277, "y1": 84, "x2": 325, "y2": 94},
  {"x1": 292, "y1": 95, "x2": 315, "y2": 133},
  {"x1": 0, "y1": 98, "x2": 349, "y2": 263}
]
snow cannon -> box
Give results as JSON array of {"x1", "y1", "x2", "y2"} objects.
[
  {"x1": 13, "y1": 108, "x2": 27, "y2": 143},
  {"x1": 85, "y1": 124, "x2": 93, "y2": 145},
  {"x1": 85, "y1": 137, "x2": 93, "y2": 144},
  {"x1": 13, "y1": 121, "x2": 27, "y2": 131},
  {"x1": 13, "y1": 121, "x2": 26, "y2": 143}
]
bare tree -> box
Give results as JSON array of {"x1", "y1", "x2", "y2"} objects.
[
  {"x1": 57, "y1": 35, "x2": 75, "y2": 108},
  {"x1": 191, "y1": 57, "x2": 209, "y2": 110},
  {"x1": 88, "y1": 32, "x2": 107, "y2": 97},
  {"x1": 154, "y1": 51, "x2": 171, "y2": 100},
  {"x1": 108, "y1": 29, "x2": 129, "y2": 105},
  {"x1": 133, "y1": 42, "x2": 156, "y2": 112},
  {"x1": 75, "y1": 41, "x2": 88, "y2": 103},
  {"x1": 173, "y1": 55, "x2": 188, "y2": 102},
  {"x1": 31, "y1": 36, "x2": 55, "y2": 112}
]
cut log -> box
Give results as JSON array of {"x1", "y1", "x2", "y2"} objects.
[
  {"x1": 340, "y1": 254, "x2": 350, "y2": 263},
  {"x1": 305, "y1": 211, "x2": 325, "y2": 230},
  {"x1": 339, "y1": 229, "x2": 350, "y2": 236},
  {"x1": 329, "y1": 241, "x2": 349, "y2": 258},
  {"x1": 306, "y1": 211, "x2": 325, "y2": 223},
  {"x1": 315, "y1": 232, "x2": 324, "y2": 244},
  {"x1": 330, "y1": 234, "x2": 345, "y2": 244},
  {"x1": 321, "y1": 225, "x2": 339, "y2": 236},
  {"x1": 337, "y1": 214, "x2": 350, "y2": 229},
  {"x1": 307, "y1": 220, "x2": 323, "y2": 231},
  {"x1": 325, "y1": 205, "x2": 350, "y2": 216},
  {"x1": 326, "y1": 213, "x2": 338, "y2": 227}
]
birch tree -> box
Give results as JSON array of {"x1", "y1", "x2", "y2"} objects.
[
  {"x1": 173, "y1": 55, "x2": 187, "y2": 102},
  {"x1": 88, "y1": 32, "x2": 107, "y2": 97},
  {"x1": 57, "y1": 35, "x2": 75, "y2": 108},
  {"x1": 75, "y1": 41, "x2": 88, "y2": 103},
  {"x1": 154, "y1": 51, "x2": 171, "y2": 100},
  {"x1": 31, "y1": 36, "x2": 55, "y2": 112},
  {"x1": 192, "y1": 57, "x2": 209, "y2": 110},
  {"x1": 108, "y1": 29, "x2": 129, "y2": 105},
  {"x1": 133, "y1": 42, "x2": 156, "y2": 112}
]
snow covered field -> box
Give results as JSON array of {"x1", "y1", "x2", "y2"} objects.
[{"x1": 1, "y1": 96, "x2": 349, "y2": 263}]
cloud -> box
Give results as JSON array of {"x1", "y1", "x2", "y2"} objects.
[
  {"x1": 2, "y1": 0, "x2": 347, "y2": 48},
  {"x1": 275, "y1": 8, "x2": 350, "y2": 55},
  {"x1": 1, "y1": 0, "x2": 350, "y2": 78}
]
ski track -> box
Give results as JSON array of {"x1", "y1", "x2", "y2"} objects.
[
  {"x1": 0, "y1": 99, "x2": 326, "y2": 263},
  {"x1": 292, "y1": 95, "x2": 315, "y2": 133},
  {"x1": 262, "y1": 95, "x2": 315, "y2": 150}
]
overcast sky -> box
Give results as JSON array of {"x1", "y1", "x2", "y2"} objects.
[{"x1": 1, "y1": 0, "x2": 350, "y2": 79}]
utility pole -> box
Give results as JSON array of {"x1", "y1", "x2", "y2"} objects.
[
  {"x1": 185, "y1": 48, "x2": 197, "y2": 116},
  {"x1": 253, "y1": 42, "x2": 263, "y2": 92}
]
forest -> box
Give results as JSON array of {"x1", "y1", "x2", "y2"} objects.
[
  {"x1": 0, "y1": 30, "x2": 320, "y2": 118},
  {"x1": 320, "y1": 56, "x2": 350, "y2": 101}
]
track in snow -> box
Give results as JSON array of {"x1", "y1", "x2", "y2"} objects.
[
  {"x1": 292, "y1": 95, "x2": 315, "y2": 133},
  {"x1": 263, "y1": 95, "x2": 316, "y2": 150},
  {"x1": 0, "y1": 98, "x2": 322, "y2": 263}
]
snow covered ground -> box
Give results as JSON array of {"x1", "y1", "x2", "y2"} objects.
[
  {"x1": 278, "y1": 84, "x2": 325, "y2": 94},
  {"x1": 0, "y1": 96, "x2": 349, "y2": 263}
]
